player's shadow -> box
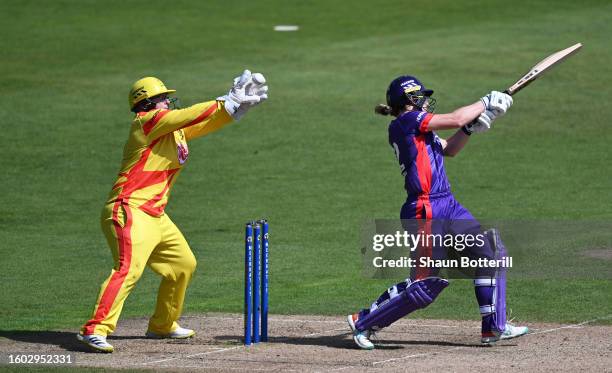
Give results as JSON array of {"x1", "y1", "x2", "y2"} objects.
[
  {"x1": 0, "y1": 330, "x2": 88, "y2": 352},
  {"x1": 0, "y1": 330, "x2": 148, "y2": 352},
  {"x1": 214, "y1": 334, "x2": 483, "y2": 350}
]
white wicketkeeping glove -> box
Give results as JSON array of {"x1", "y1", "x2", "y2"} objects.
[
  {"x1": 464, "y1": 110, "x2": 494, "y2": 134},
  {"x1": 218, "y1": 70, "x2": 262, "y2": 120},
  {"x1": 230, "y1": 72, "x2": 268, "y2": 120},
  {"x1": 245, "y1": 73, "x2": 268, "y2": 102},
  {"x1": 229, "y1": 73, "x2": 268, "y2": 100},
  {"x1": 481, "y1": 91, "x2": 513, "y2": 117}
]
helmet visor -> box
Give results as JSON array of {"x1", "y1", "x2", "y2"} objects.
[{"x1": 407, "y1": 92, "x2": 436, "y2": 113}]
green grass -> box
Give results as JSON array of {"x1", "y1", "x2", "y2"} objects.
[{"x1": 1, "y1": 0, "x2": 611, "y2": 332}]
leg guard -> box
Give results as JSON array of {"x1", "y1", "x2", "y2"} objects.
[
  {"x1": 369, "y1": 279, "x2": 411, "y2": 313},
  {"x1": 474, "y1": 229, "x2": 507, "y2": 335},
  {"x1": 356, "y1": 280, "x2": 410, "y2": 323},
  {"x1": 355, "y1": 277, "x2": 448, "y2": 332}
]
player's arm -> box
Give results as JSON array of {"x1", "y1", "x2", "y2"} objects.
[
  {"x1": 184, "y1": 71, "x2": 268, "y2": 141},
  {"x1": 182, "y1": 101, "x2": 233, "y2": 140},
  {"x1": 142, "y1": 101, "x2": 230, "y2": 142},
  {"x1": 438, "y1": 92, "x2": 514, "y2": 156},
  {"x1": 142, "y1": 70, "x2": 267, "y2": 142},
  {"x1": 426, "y1": 101, "x2": 484, "y2": 131},
  {"x1": 417, "y1": 101, "x2": 482, "y2": 157},
  {"x1": 440, "y1": 131, "x2": 469, "y2": 157},
  {"x1": 434, "y1": 102, "x2": 483, "y2": 157},
  {"x1": 427, "y1": 91, "x2": 513, "y2": 132}
]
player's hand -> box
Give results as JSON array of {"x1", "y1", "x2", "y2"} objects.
[
  {"x1": 464, "y1": 111, "x2": 494, "y2": 134},
  {"x1": 232, "y1": 72, "x2": 268, "y2": 120},
  {"x1": 232, "y1": 72, "x2": 268, "y2": 103},
  {"x1": 489, "y1": 91, "x2": 513, "y2": 116},
  {"x1": 245, "y1": 73, "x2": 268, "y2": 103},
  {"x1": 219, "y1": 70, "x2": 262, "y2": 120},
  {"x1": 481, "y1": 91, "x2": 513, "y2": 117}
]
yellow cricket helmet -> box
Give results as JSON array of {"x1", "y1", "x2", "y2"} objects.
[{"x1": 128, "y1": 77, "x2": 176, "y2": 110}]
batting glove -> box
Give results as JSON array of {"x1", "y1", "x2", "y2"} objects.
[
  {"x1": 481, "y1": 91, "x2": 513, "y2": 117},
  {"x1": 463, "y1": 110, "x2": 494, "y2": 135},
  {"x1": 489, "y1": 91, "x2": 513, "y2": 117}
]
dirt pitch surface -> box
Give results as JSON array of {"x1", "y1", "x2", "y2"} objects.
[{"x1": 1, "y1": 313, "x2": 611, "y2": 372}]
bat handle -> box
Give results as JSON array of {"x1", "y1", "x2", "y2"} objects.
[{"x1": 503, "y1": 89, "x2": 511, "y2": 95}]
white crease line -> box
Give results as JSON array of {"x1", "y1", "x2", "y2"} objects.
[
  {"x1": 388, "y1": 323, "x2": 469, "y2": 329},
  {"x1": 527, "y1": 314, "x2": 612, "y2": 336},
  {"x1": 160, "y1": 365, "x2": 297, "y2": 372},
  {"x1": 303, "y1": 327, "x2": 348, "y2": 337},
  {"x1": 142, "y1": 346, "x2": 242, "y2": 366},
  {"x1": 369, "y1": 313, "x2": 612, "y2": 367},
  {"x1": 527, "y1": 325, "x2": 583, "y2": 333}
]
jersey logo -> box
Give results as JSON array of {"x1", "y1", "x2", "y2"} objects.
[
  {"x1": 433, "y1": 134, "x2": 443, "y2": 148},
  {"x1": 416, "y1": 112, "x2": 426, "y2": 122},
  {"x1": 177, "y1": 143, "x2": 189, "y2": 165}
]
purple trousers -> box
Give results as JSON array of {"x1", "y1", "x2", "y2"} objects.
[
  {"x1": 356, "y1": 192, "x2": 506, "y2": 335},
  {"x1": 401, "y1": 192, "x2": 496, "y2": 279}
]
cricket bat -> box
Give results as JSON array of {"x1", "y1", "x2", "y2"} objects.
[{"x1": 504, "y1": 43, "x2": 583, "y2": 96}]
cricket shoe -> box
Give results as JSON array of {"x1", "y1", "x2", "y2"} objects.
[
  {"x1": 146, "y1": 326, "x2": 195, "y2": 339},
  {"x1": 481, "y1": 323, "x2": 529, "y2": 345},
  {"x1": 347, "y1": 313, "x2": 374, "y2": 350},
  {"x1": 76, "y1": 333, "x2": 114, "y2": 353}
]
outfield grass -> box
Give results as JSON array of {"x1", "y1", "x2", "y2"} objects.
[{"x1": 1, "y1": 0, "x2": 610, "y2": 332}]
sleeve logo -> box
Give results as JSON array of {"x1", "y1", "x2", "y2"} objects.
[{"x1": 177, "y1": 143, "x2": 189, "y2": 165}]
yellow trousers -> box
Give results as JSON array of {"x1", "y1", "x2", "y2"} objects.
[{"x1": 81, "y1": 203, "x2": 197, "y2": 336}]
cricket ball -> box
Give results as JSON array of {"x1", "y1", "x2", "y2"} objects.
[{"x1": 252, "y1": 73, "x2": 266, "y2": 85}]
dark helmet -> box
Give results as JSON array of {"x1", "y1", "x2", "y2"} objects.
[{"x1": 386, "y1": 75, "x2": 436, "y2": 113}]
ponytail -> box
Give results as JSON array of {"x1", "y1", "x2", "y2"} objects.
[{"x1": 374, "y1": 104, "x2": 392, "y2": 116}]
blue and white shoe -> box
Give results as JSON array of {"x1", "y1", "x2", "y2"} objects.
[
  {"x1": 146, "y1": 326, "x2": 195, "y2": 339},
  {"x1": 347, "y1": 314, "x2": 374, "y2": 350},
  {"x1": 76, "y1": 333, "x2": 114, "y2": 353},
  {"x1": 482, "y1": 323, "x2": 529, "y2": 345}
]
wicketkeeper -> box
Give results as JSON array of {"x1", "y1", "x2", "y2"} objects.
[{"x1": 77, "y1": 70, "x2": 268, "y2": 353}]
